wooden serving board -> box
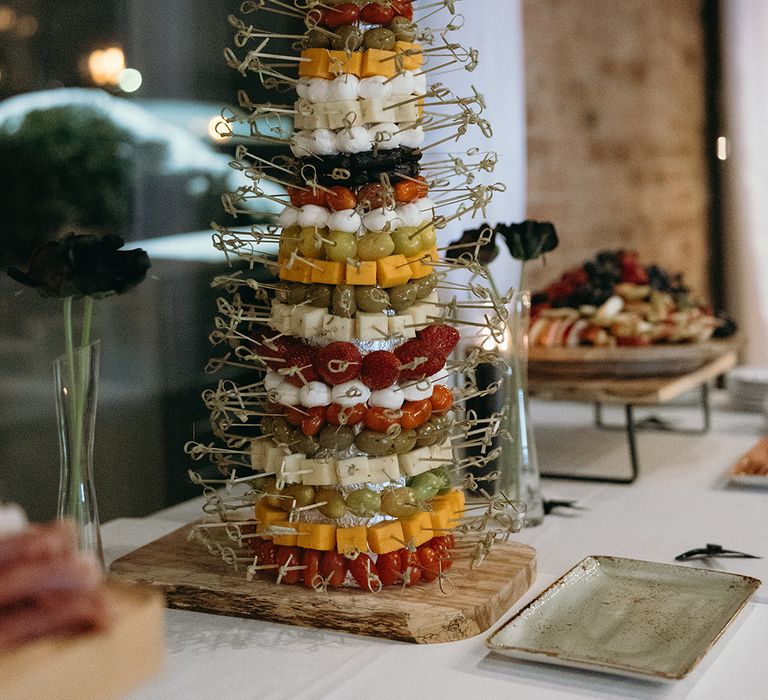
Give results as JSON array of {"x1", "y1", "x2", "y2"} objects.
[
  {"x1": 0, "y1": 581, "x2": 164, "y2": 700},
  {"x1": 110, "y1": 523, "x2": 536, "y2": 644}
]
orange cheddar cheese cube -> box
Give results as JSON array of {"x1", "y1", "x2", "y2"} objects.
[
  {"x1": 345, "y1": 260, "x2": 377, "y2": 286},
  {"x1": 327, "y1": 50, "x2": 362, "y2": 77},
  {"x1": 255, "y1": 500, "x2": 286, "y2": 535},
  {"x1": 361, "y1": 49, "x2": 397, "y2": 78},
  {"x1": 447, "y1": 489, "x2": 465, "y2": 522},
  {"x1": 336, "y1": 526, "x2": 369, "y2": 555},
  {"x1": 428, "y1": 499, "x2": 452, "y2": 535},
  {"x1": 367, "y1": 519, "x2": 405, "y2": 554},
  {"x1": 406, "y1": 252, "x2": 434, "y2": 279},
  {"x1": 299, "y1": 48, "x2": 331, "y2": 79},
  {"x1": 296, "y1": 522, "x2": 337, "y2": 551},
  {"x1": 376, "y1": 254, "x2": 412, "y2": 288},
  {"x1": 272, "y1": 520, "x2": 299, "y2": 546},
  {"x1": 400, "y1": 511, "x2": 433, "y2": 547},
  {"x1": 280, "y1": 261, "x2": 314, "y2": 284},
  {"x1": 395, "y1": 41, "x2": 423, "y2": 70},
  {"x1": 310, "y1": 260, "x2": 345, "y2": 285}
]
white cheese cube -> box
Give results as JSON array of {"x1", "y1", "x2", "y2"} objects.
[
  {"x1": 408, "y1": 303, "x2": 430, "y2": 330},
  {"x1": 301, "y1": 458, "x2": 338, "y2": 486},
  {"x1": 394, "y1": 100, "x2": 419, "y2": 123},
  {"x1": 336, "y1": 456, "x2": 371, "y2": 486},
  {"x1": 389, "y1": 314, "x2": 415, "y2": 339},
  {"x1": 360, "y1": 98, "x2": 391, "y2": 124},
  {"x1": 356, "y1": 312, "x2": 389, "y2": 341},
  {"x1": 265, "y1": 445, "x2": 286, "y2": 473},
  {"x1": 250, "y1": 439, "x2": 266, "y2": 470},
  {"x1": 278, "y1": 453, "x2": 304, "y2": 485},
  {"x1": 429, "y1": 442, "x2": 454, "y2": 469},
  {"x1": 368, "y1": 455, "x2": 401, "y2": 482},
  {"x1": 322, "y1": 314, "x2": 354, "y2": 342},
  {"x1": 298, "y1": 306, "x2": 326, "y2": 338},
  {"x1": 397, "y1": 446, "x2": 433, "y2": 477},
  {"x1": 271, "y1": 301, "x2": 293, "y2": 334},
  {"x1": 325, "y1": 100, "x2": 363, "y2": 130}
]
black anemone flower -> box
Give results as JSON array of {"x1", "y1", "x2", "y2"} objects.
[
  {"x1": 446, "y1": 222, "x2": 499, "y2": 265},
  {"x1": 8, "y1": 232, "x2": 150, "y2": 298},
  {"x1": 496, "y1": 220, "x2": 559, "y2": 261}
]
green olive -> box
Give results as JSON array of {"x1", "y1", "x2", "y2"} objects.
[
  {"x1": 355, "y1": 429, "x2": 394, "y2": 456},
  {"x1": 389, "y1": 17, "x2": 418, "y2": 42},
  {"x1": 388, "y1": 282, "x2": 418, "y2": 311},
  {"x1": 393, "y1": 428, "x2": 417, "y2": 454},
  {"x1": 381, "y1": 487, "x2": 420, "y2": 518},
  {"x1": 273, "y1": 417, "x2": 297, "y2": 445},
  {"x1": 415, "y1": 273, "x2": 438, "y2": 299},
  {"x1": 363, "y1": 27, "x2": 396, "y2": 51},
  {"x1": 293, "y1": 434, "x2": 319, "y2": 457},
  {"x1": 332, "y1": 284, "x2": 357, "y2": 318},
  {"x1": 279, "y1": 226, "x2": 300, "y2": 259},
  {"x1": 410, "y1": 472, "x2": 442, "y2": 501},
  {"x1": 345, "y1": 488, "x2": 382, "y2": 517},
  {"x1": 355, "y1": 286, "x2": 390, "y2": 312},
  {"x1": 277, "y1": 483, "x2": 316, "y2": 512},
  {"x1": 330, "y1": 24, "x2": 363, "y2": 51},
  {"x1": 260, "y1": 417, "x2": 276, "y2": 438},
  {"x1": 316, "y1": 487, "x2": 347, "y2": 519},
  {"x1": 303, "y1": 28, "x2": 331, "y2": 49},
  {"x1": 305, "y1": 284, "x2": 333, "y2": 308},
  {"x1": 429, "y1": 466, "x2": 452, "y2": 494},
  {"x1": 260, "y1": 476, "x2": 287, "y2": 509},
  {"x1": 318, "y1": 425, "x2": 356, "y2": 451}
]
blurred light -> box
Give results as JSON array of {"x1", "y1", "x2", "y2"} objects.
[
  {"x1": 208, "y1": 116, "x2": 230, "y2": 141},
  {"x1": 716, "y1": 136, "x2": 728, "y2": 161},
  {"x1": 14, "y1": 14, "x2": 37, "y2": 38},
  {"x1": 87, "y1": 47, "x2": 125, "y2": 86},
  {"x1": 117, "y1": 68, "x2": 142, "y2": 93},
  {"x1": 0, "y1": 6, "x2": 16, "y2": 32}
]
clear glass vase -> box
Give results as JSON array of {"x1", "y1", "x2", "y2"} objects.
[
  {"x1": 54, "y1": 341, "x2": 104, "y2": 566},
  {"x1": 497, "y1": 290, "x2": 545, "y2": 525}
]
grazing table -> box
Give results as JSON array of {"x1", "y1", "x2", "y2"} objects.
[{"x1": 108, "y1": 391, "x2": 768, "y2": 700}]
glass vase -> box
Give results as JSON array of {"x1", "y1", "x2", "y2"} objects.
[
  {"x1": 497, "y1": 290, "x2": 545, "y2": 525},
  {"x1": 54, "y1": 341, "x2": 104, "y2": 566}
]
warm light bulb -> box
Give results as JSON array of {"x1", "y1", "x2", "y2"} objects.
[
  {"x1": 0, "y1": 6, "x2": 16, "y2": 31},
  {"x1": 208, "y1": 116, "x2": 230, "y2": 141},
  {"x1": 87, "y1": 46, "x2": 126, "y2": 86}
]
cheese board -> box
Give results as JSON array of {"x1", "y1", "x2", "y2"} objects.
[
  {"x1": 110, "y1": 523, "x2": 537, "y2": 644},
  {"x1": 529, "y1": 336, "x2": 741, "y2": 379}
]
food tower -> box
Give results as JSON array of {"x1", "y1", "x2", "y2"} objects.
[{"x1": 185, "y1": 0, "x2": 527, "y2": 602}]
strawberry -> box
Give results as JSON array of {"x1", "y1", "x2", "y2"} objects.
[
  {"x1": 394, "y1": 339, "x2": 445, "y2": 380},
  {"x1": 360, "y1": 350, "x2": 401, "y2": 389},
  {"x1": 282, "y1": 343, "x2": 319, "y2": 386},
  {"x1": 314, "y1": 342, "x2": 361, "y2": 385},
  {"x1": 417, "y1": 324, "x2": 460, "y2": 356},
  {"x1": 249, "y1": 327, "x2": 299, "y2": 371}
]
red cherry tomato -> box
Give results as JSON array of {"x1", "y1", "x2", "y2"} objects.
[
  {"x1": 257, "y1": 540, "x2": 278, "y2": 577},
  {"x1": 301, "y1": 406, "x2": 327, "y2": 436},
  {"x1": 276, "y1": 546, "x2": 302, "y2": 584},
  {"x1": 400, "y1": 399, "x2": 432, "y2": 430},
  {"x1": 360, "y1": 2, "x2": 395, "y2": 24},
  {"x1": 429, "y1": 537, "x2": 453, "y2": 571},
  {"x1": 377, "y1": 550, "x2": 404, "y2": 586},
  {"x1": 284, "y1": 405, "x2": 305, "y2": 427},
  {"x1": 322, "y1": 2, "x2": 360, "y2": 28},
  {"x1": 417, "y1": 545, "x2": 439, "y2": 583},
  {"x1": 325, "y1": 185, "x2": 357, "y2": 211},
  {"x1": 287, "y1": 186, "x2": 304, "y2": 207},
  {"x1": 364, "y1": 406, "x2": 402, "y2": 433},
  {"x1": 348, "y1": 553, "x2": 381, "y2": 592},
  {"x1": 400, "y1": 550, "x2": 422, "y2": 586},
  {"x1": 296, "y1": 186, "x2": 327, "y2": 208},
  {"x1": 302, "y1": 548, "x2": 322, "y2": 588},
  {"x1": 321, "y1": 550, "x2": 348, "y2": 587},
  {"x1": 391, "y1": 0, "x2": 413, "y2": 20},
  {"x1": 327, "y1": 402, "x2": 366, "y2": 426},
  {"x1": 393, "y1": 179, "x2": 422, "y2": 203},
  {"x1": 429, "y1": 385, "x2": 454, "y2": 414},
  {"x1": 245, "y1": 534, "x2": 265, "y2": 553}
]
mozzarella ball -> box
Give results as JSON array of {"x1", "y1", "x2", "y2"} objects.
[
  {"x1": 327, "y1": 209, "x2": 362, "y2": 234},
  {"x1": 299, "y1": 381, "x2": 332, "y2": 408},
  {"x1": 297, "y1": 204, "x2": 331, "y2": 229},
  {"x1": 358, "y1": 75, "x2": 393, "y2": 101},
  {"x1": 336, "y1": 126, "x2": 372, "y2": 153},
  {"x1": 369, "y1": 385, "x2": 405, "y2": 410},
  {"x1": 278, "y1": 206, "x2": 299, "y2": 228},
  {"x1": 331, "y1": 380, "x2": 371, "y2": 407},
  {"x1": 368, "y1": 122, "x2": 401, "y2": 150}
]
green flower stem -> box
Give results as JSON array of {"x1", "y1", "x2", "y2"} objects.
[{"x1": 81, "y1": 295, "x2": 93, "y2": 349}]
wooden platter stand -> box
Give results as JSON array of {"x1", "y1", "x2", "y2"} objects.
[{"x1": 110, "y1": 523, "x2": 536, "y2": 644}]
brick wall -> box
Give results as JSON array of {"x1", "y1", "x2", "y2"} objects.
[{"x1": 522, "y1": 0, "x2": 711, "y2": 302}]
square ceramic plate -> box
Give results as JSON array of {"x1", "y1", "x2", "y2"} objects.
[
  {"x1": 728, "y1": 438, "x2": 768, "y2": 487},
  {"x1": 486, "y1": 555, "x2": 760, "y2": 681}
]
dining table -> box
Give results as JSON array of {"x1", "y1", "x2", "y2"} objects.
[{"x1": 107, "y1": 390, "x2": 768, "y2": 700}]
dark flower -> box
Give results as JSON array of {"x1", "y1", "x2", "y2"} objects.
[
  {"x1": 8, "y1": 232, "x2": 150, "y2": 298},
  {"x1": 496, "y1": 220, "x2": 559, "y2": 261},
  {"x1": 446, "y1": 223, "x2": 499, "y2": 265}
]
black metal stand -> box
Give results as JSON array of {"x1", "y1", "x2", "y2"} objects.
[{"x1": 541, "y1": 383, "x2": 712, "y2": 485}]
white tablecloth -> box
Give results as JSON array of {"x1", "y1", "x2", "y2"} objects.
[{"x1": 108, "y1": 393, "x2": 768, "y2": 700}]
